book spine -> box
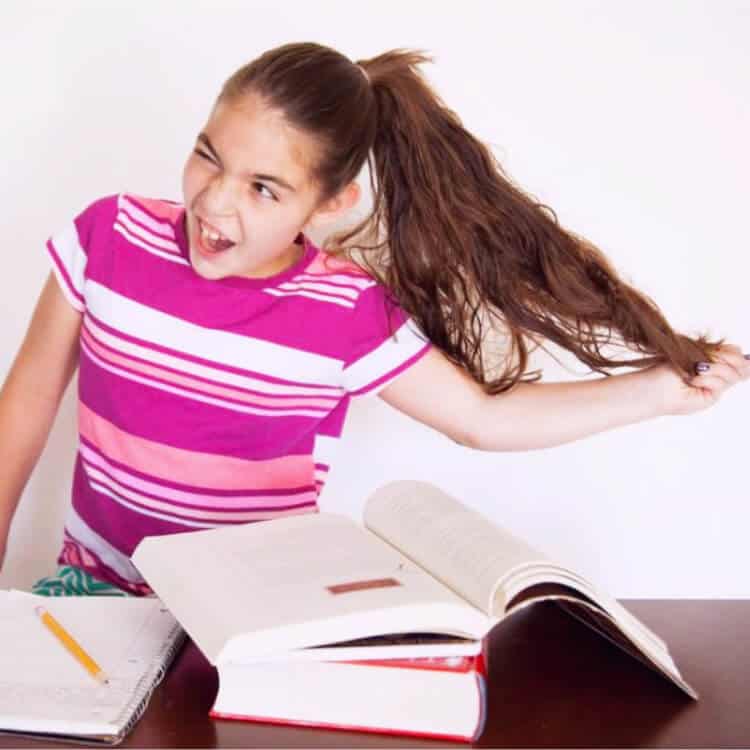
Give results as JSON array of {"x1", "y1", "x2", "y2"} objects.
[
  {"x1": 208, "y1": 710, "x2": 478, "y2": 743},
  {"x1": 478, "y1": 636, "x2": 489, "y2": 677},
  {"x1": 472, "y1": 669, "x2": 489, "y2": 741}
]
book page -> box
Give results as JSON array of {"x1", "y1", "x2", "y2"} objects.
[
  {"x1": 502, "y1": 566, "x2": 670, "y2": 657},
  {"x1": 363, "y1": 481, "x2": 549, "y2": 615},
  {"x1": 235, "y1": 633, "x2": 481, "y2": 664},
  {"x1": 363, "y1": 483, "x2": 695, "y2": 700},
  {"x1": 553, "y1": 599, "x2": 697, "y2": 698},
  {"x1": 0, "y1": 591, "x2": 181, "y2": 740},
  {"x1": 132, "y1": 513, "x2": 491, "y2": 664}
]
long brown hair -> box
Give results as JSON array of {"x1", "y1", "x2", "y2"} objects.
[{"x1": 219, "y1": 43, "x2": 724, "y2": 394}]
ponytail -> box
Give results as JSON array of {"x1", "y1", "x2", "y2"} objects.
[{"x1": 330, "y1": 50, "x2": 724, "y2": 393}]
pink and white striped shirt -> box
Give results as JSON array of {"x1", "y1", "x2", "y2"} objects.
[{"x1": 45, "y1": 193, "x2": 431, "y2": 593}]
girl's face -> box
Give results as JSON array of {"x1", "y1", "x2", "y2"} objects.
[{"x1": 182, "y1": 93, "x2": 325, "y2": 281}]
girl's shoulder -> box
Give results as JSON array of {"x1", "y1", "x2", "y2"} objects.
[
  {"x1": 300, "y1": 247, "x2": 392, "y2": 309},
  {"x1": 69, "y1": 192, "x2": 182, "y2": 234},
  {"x1": 61, "y1": 193, "x2": 184, "y2": 264},
  {"x1": 303, "y1": 248, "x2": 373, "y2": 281}
]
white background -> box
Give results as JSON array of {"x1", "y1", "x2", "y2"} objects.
[{"x1": 0, "y1": 1, "x2": 747, "y2": 596}]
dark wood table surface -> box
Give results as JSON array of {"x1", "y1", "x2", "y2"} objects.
[{"x1": 2, "y1": 600, "x2": 748, "y2": 748}]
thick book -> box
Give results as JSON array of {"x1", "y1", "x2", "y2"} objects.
[
  {"x1": 132, "y1": 480, "x2": 698, "y2": 740},
  {"x1": 0, "y1": 591, "x2": 184, "y2": 745},
  {"x1": 212, "y1": 650, "x2": 489, "y2": 742}
]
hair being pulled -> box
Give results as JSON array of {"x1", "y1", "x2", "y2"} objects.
[{"x1": 220, "y1": 43, "x2": 725, "y2": 394}]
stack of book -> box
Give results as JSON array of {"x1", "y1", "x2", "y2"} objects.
[{"x1": 132, "y1": 480, "x2": 697, "y2": 742}]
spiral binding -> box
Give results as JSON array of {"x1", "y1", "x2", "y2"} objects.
[{"x1": 111, "y1": 619, "x2": 187, "y2": 745}]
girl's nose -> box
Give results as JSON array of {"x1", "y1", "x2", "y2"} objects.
[{"x1": 202, "y1": 173, "x2": 241, "y2": 214}]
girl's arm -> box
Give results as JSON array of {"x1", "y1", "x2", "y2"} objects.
[
  {"x1": 379, "y1": 345, "x2": 749, "y2": 452},
  {"x1": 0, "y1": 273, "x2": 82, "y2": 568}
]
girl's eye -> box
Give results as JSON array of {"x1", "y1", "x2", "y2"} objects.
[
  {"x1": 253, "y1": 183, "x2": 278, "y2": 202},
  {"x1": 193, "y1": 148, "x2": 220, "y2": 170},
  {"x1": 192, "y1": 149, "x2": 277, "y2": 202}
]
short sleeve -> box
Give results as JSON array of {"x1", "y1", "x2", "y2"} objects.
[
  {"x1": 45, "y1": 195, "x2": 116, "y2": 312},
  {"x1": 341, "y1": 283, "x2": 432, "y2": 397}
]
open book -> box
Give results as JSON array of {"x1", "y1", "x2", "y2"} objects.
[
  {"x1": 0, "y1": 591, "x2": 184, "y2": 745},
  {"x1": 132, "y1": 480, "x2": 697, "y2": 700}
]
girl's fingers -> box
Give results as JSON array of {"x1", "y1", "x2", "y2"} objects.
[
  {"x1": 713, "y1": 347, "x2": 748, "y2": 379},
  {"x1": 672, "y1": 344, "x2": 749, "y2": 414},
  {"x1": 716, "y1": 344, "x2": 750, "y2": 375},
  {"x1": 690, "y1": 363, "x2": 741, "y2": 394}
]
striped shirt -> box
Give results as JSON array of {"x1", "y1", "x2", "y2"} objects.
[{"x1": 46, "y1": 193, "x2": 431, "y2": 594}]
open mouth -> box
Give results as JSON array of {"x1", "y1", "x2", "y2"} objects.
[{"x1": 195, "y1": 217, "x2": 237, "y2": 254}]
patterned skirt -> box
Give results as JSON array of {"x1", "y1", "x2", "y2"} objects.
[{"x1": 31, "y1": 565, "x2": 132, "y2": 597}]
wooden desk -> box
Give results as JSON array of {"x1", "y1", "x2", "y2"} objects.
[{"x1": 3, "y1": 600, "x2": 747, "y2": 748}]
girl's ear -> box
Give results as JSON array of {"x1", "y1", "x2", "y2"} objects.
[{"x1": 305, "y1": 181, "x2": 361, "y2": 230}]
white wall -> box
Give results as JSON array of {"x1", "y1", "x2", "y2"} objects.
[{"x1": 1, "y1": 0, "x2": 747, "y2": 596}]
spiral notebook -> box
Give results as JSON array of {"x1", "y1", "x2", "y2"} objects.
[{"x1": 0, "y1": 590, "x2": 184, "y2": 745}]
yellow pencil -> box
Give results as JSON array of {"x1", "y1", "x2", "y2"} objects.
[{"x1": 35, "y1": 605, "x2": 110, "y2": 685}]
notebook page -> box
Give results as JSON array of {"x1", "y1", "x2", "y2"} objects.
[{"x1": 0, "y1": 591, "x2": 182, "y2": 741}]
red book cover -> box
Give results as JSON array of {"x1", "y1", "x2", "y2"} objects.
[{"x1": 209, "y1": 710, "x2": 484, "y2": 743}]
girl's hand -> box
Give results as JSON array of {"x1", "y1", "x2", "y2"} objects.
[{"x1": 646, "y1": 343, "x2": 750, "y2": 417}]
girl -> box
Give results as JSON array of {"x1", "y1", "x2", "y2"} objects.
[{"x1": 0, "y1": 43, "x2": 747, "y2": 596}]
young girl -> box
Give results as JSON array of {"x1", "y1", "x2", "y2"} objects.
[{"x1": 1, "y1": 42, "x2": 748, "y2": 596}]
